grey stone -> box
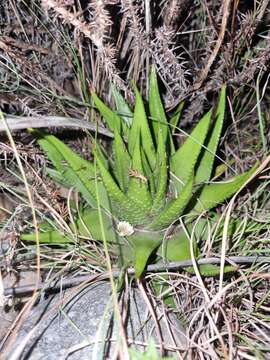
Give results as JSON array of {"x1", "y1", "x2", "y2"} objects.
[{"x1": 8, "y1": 282, "x2": 187, "y2": 359}]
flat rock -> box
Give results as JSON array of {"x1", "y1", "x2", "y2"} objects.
[{"x1": 8, "y1": 282, "x2": 187, "y2": 359}]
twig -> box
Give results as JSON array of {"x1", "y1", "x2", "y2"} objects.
[
  {"x1": 193, "y1": 0, "x2": 231, "y2": 90},
  {"x1": 3, "y1": 256, "x2": 270, "y2": 297},
  {"x1": 0, "y1": 115, "x2": 114, "y2": 138}
]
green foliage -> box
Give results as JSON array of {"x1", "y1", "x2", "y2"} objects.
[
  {"x1": 170, "y1": 109, "x2": 212, "y2": 193},
  {"x1": 129, "y1": 338, "x2": 174, "y2": 360},
  {"x1": 129, "y1": 87, "x2": 156, "y2": 169},
  {"x1": 193, "y1": 164, "x2": 258, "y2": 214},
  {"x1": 158, "y1": 221, "x2": 236, "y2": 276},
  {"x1": 195, "y1": 86, "x2": 226, "y2": 184},
  {"x1": 151, "y1": 131, "x2": 167, "y2": 213},
  {"x1": 112, "y1": 129, "x2": 131, "y2": 191},
  {"x1": 91, "y1": 92, "x2": 121, "y2": 133},
  {"x1": 129, "y1": 231, "x2": 164, "y2": 278},
  {"x1": 149, "y1": 176, "x2": 193, "y2": 230},
  {"x1": 22, "y1": 68, "x2": 258, "y2": 278},
  {"x1": 149, "y1": 66, "x2": 168, "y2": 143}
]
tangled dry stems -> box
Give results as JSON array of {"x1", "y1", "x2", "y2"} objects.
[
  {"x1": 0, "y1": 0, "x2": 270, "y2": 358},
  {"x1": 1, "y1": 0, "x2": 269, "y2": 115}
]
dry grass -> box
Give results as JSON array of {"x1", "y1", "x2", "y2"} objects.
[
  {"x1": 1, "y1": 0, "x2": 269, "y2": 111},
  {"x1": 0, "y1": 0, "x2": 270, "y2": 359}
]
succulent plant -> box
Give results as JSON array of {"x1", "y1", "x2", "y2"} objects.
[{"x1": 22, "y1": 68, "x2": 257, "y2": 277}]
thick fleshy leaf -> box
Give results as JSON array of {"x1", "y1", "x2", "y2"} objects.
[
  {"x1": 170, "y1": 109, "x2": 212, "y2": 193},
  {"x1": 111, "y1": 85, "x2": 132, "y2": 135},
  {"x1": 127, "y1": 136, "x2": 152, "y2": 213},
  {"x1": 76, "y1": 208, "x2": 119, "y2": 243},
  {"x1": 95, "y1": 150, "x2": 148, "y2": 224},
  {"x1": 159, "y1": 224, "x2": 235, "y2": 276},
  {"x1": 159, "y1": 229, "x2": 199, "y2": 261},
  {"x1": 95, "y1": 150, "x2": 128, "y2": 204},
  {"x1": 168, "y1": 132, "x2": 176, "y2": 155},
  {"x1": 37, "y1": 133, "x2": 109, "y2": 209},
  {"x1": 91, "y1": 91, "x2": 121, "y2": 133},
  {"x1": 113, "y1": 129, "x2": 131, "y2": 191},
  {"x1": 149, "y1": 67, "x2": 168, "y2": 144},
  {"x1": 149, "y1": 176, "x2": 193, "y2": 230},
  {"x1": 45, "y1": 168, "x2": 69, "y2": 187},
  {"x1": 21, "y1": 230, "x2": 71, "y2": 244},
  {"x1": 129, "y1": 231, "x2": 164, "y2": 278},
  {"x1": 191, "y1": 264, "x2": 236, "y2": 276},
  {"x1": 195, "y1": 86, "x2": 226, "y2": 184},
  {"x1": 170, "y1": 101, "x2": 185, "y2": 135},
  {"x1": 128, "y1": 87, "x2": 156, "y2": 169},
  {"x1": 193, "y1": 163, "x2": 258, "y2": 214},
  {"x1": 94, "y1": 141, "x2": 109, "y2": 169},
  {"x1": 21, "y1": 209, "x2": 120, "y2": 246},
  {"x1": 213, "y1": 160, "x2": 234, "y2": 178},
  {"x1": 151, "y1": 131, "x2": 167, "y2": 214},
  {"x1": 168, "y1": 101, "x2": 185, "y2": 155},
  {"x1": 141, "y1": 148, "x2": 156, "y2": 197}
]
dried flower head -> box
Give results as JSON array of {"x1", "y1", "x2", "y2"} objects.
[{"x1": 117, "y1": 221, "x2": 134, "y2": 237}]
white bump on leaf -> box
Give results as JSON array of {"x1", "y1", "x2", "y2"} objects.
[{"x1": 117, "y1": 221, "x2": 134, "y2": 237}]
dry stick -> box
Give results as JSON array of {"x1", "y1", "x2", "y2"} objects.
[
  {"x1": 256, "y1": 0, "x2": 270, "y2": 23},
  {"x1": 193, "y1": 0, "x2": 231, "y2": 91},
  {"x1": 0, "y1": 115, "x2": 114, "y2": 138},
  {"x1": 3, "y1": 256, "x2": 270, "y2": 297},
  {"x1": 137, "y1": 280, "x2": 164, "y2": 356}
]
